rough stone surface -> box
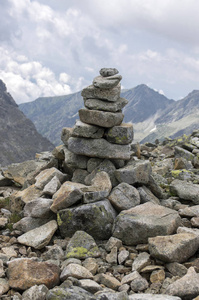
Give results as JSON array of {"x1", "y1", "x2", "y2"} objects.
[
  {"x1": 46, "y1": 286, "x2": 94, "y2": 300},
  {"x1": 115, "y1": 160, "x2": 152, "y2": 185},
  {"x1": 95, "y1": 273, "x2": 121, "y2": 290},
  {"x1": 65, "y1": 230, "x2": 101, "y2": 259},
  {"x1": 35, "y1": 167, "x2": 65, "y2": 190},
  {"x1": 0, "y1": 278, "x2": 9, "y2": 296},
  {"x1": 60, "y1": 263, "x2": 93, "y2": 281},
  {"x1": 93, "y1": 74, "x2": 122, "y2": 89},
  {"x1": 84, "y1": 97, "x2": 128, "y2": 112},
  {"x1": 108, "y1": 182, "x2": 140, "y2": 212},
  {"x1": 13, "y1": 216, "x2": 54, "y2": 233},
  {"x1": 129, "y1": 294, "x2": 181, "y2": 300},
  {"x1": 170, "y1": 179, "x2": 199, "y2": 204},
  {"x1": 79, "y1": 108, "x2": 124, "y2": 128},
  {"x1": 149, "y1": 233, "x2": 199, "y2": 263},
  {"x1": 112, "y1": 202, "x2": 181, "y2": 245},
  {"x1": 23, "y1": 198, "x2": 53, "y2": 219},
  {"x1": 63, "y1": 147, "x2": 88, "y2": 169},
  {"x1": 17, "y1": 220, "x2": 58, "y2": 249},
  {"x1": 22, "y1": 284, "x2": 49, "y2": 300},
  {"x1": 43, "y1": 176, "x2": 61, "y2": 196},
  {"x1": 165, "y1": 267, "x2": 199, "y2": 299},
  {"x1": 132, "y1": 252, "x2": 151, "y2": 272},
  {"x1": 100, "y1": 67, "x2": 119, "y2": 77},
  {"x1": 58, "y1": 199, "x2": 117, "y2": 240},
  {"x1": 68, "y1": 137, "x2": 131, "y2": 160},
  {"x1": 8, "y1": 258, "x2": 60, "y2": 290},
  {"x1": 138, "y1": 186, "x2": 160, "y2": 204},
  {"x1": 81, "y1": 84, "x2": 121, "y2": 102},
  {"x1": 72, "y1": 120, "x2": 104, "y2": 139},
  {"x1": 105, "y1": 123, "x2": 134, "y2": 145},
  {"x1": 50, "y1": 181, "x2": 85, "y2": 213}
]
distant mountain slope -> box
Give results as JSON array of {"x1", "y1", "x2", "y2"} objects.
[
  {"x1": 0, "y1": 80, "x2": 54, "y2": 167},
  {"x1": 19, "y1": 84, "x2": 199, "y2": 145}
]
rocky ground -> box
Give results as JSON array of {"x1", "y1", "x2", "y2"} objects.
[{"x1": 0, "y1": 129, "x2": 199, "y2": 300}]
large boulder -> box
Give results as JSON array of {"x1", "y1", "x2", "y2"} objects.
[
  {"x1": 170, "y1": 179, "x2": 199, "y2": 204},
  {"x1": 57, "y1": 199, "x2": 117, "y2": 240},
  {"x1": 112, "y1": 202, "x2": 181, "y2": 245}
]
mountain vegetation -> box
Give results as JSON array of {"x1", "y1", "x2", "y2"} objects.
[{"x1": 19, "y1": 84, "x2": 199, "y2": 146}]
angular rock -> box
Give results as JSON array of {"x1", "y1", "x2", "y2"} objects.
[
  {"x1": 112, "y1": 202, "x2": 181, "y2": 245},
  {"x1": 115, "y1": 160, "x2": 152, "y2": 185},
  {"x1": 108, "y1": 182, "x2": 140, "y2": 212},
  {"x1": 41, "y1": 245, "x2": 64, "y2": 261},
  {"x1": 137, "y1": 186, "x2": 160, "y2": 204},
  {"x1": 46, "y1": 286, "x2": 94, "y2": 300},
  {"x1": 170, "y1": 179, "x2": 199, "y2": 204},
  {"x1": 79, "y1": 108, "x2": 124, "y2": 128},
  {"x1": 22, "y1": 284, "x2": 49, "y2": 300},
  {"x1": 150, "y1": 269, "x2": 165, "y2": 283},
  {"x1": 118, "y1": 249, "x2": 129, "y2": 265},
  {"x1": 17, "y1": 220, "x2": 58, "y2": 249},
  {"x1": 0, "y1": 278, "x2": 9, "y2": 296},
  {"x1": 85, "y1": 159, "x2": 118, "y2": 187},
  {"x1": 84, "y1": 97, "x2": 128, "y2": 112},
  {"x1": 13, "y1": 216, "x2": 54, "y2": 233},
  {"x1": 72, "y1": 120, "x2": 104, "y2": 139},
  {"x1": 50, "y1": 181, "x2": 85, "y2": 213},
  {"x1": 132, "y1": 252, "x2": 151, "y2": 272},
  {"x1": 95, "y1": 273, "x2": 121, "y2": 290},
  {"x1": 65, "y1": 230, "x2": 100, "y2": 259},
  {"x1": 24, "y1": 198, "x2": 53, "y2": 218},
  {"x1": 87, "y1": 157, "x2": 103, "y2": 173},
  {"x1": 60, "y1": 263, "x2": 93, "y2": 281},
  {"x1": 129, "y1": 271, "x2": 149, "y2": 292},
  {"x1": 72, "y1": 169, "x2": 89, "y2": 184},
  {"x1": 79, "y1": 279, "x2": 103, "y2": 293},
  {"x1": 35, "y1": 167, "x2": 65, "y2": 190},
  {"x1": 43, "y1": 176, "x2": 61, "y2": 196},
  {"x1": 82, "y1": 258, "x2": 98, "y2": 275},
  {"x1": 93, "y1": 74, "x2": 122, "y2": 89},
  {"x1": 166, "y1": 262, "x2": 187, "y2": 277},
  {"x1": 129, "y1": 295, "x2": 181, "y2": 300},
  {"x1": 12, "y1": 184, "x2": 43, "y2": 205},
  {"x1": 105, "y1": 237, "x2": 123, "y2": 252},
  {"x1": 81, "y1": 171, "x2": 112, "y2": 203},
  {"x1": 175, "y1": 146, "x2": 195, "y2": 161},
  {"x1": 165, "y1": 267, "x2": 199, "y2": 299},
  {"x1": 105, "y1": 123, "x2": 134, "y2": 145},
  {"x1": 61, "y1": 127, "x2": 73, "y2": 145},
  {"x1": 100, "y1": 67, "x2": 119, "y2": 77},
  {"x1": 8, "y1": 258, "x2": 60, "y2": 290},
  {"x1": 68, "y1": 137, "x2": 131, "y2": 160},
  {"x1": 63, "y1": 147, "x2": 88, "y2": 169},
  {"x1": 178, "y1": 205, "x2": 199, "y2": 217},
  {"x1": 81, "y1": 84, "x2": 121, "y2": 102},
  {"x1": 57, "y1": 199, "x2": 117, "y2": 240},
  {"x1": 149, "y1": 233, "x2": 199, "y2": 263}
]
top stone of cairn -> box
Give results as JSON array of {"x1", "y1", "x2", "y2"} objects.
[{"x1": 99, "y1": 68, "x2": 119, "y2": 77}]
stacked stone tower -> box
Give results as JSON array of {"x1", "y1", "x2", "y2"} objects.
[{"x1": 67, "y1": 68, "x2": 133, "y2": 160}]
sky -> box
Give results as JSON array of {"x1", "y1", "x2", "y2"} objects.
[{"x1": 1, "y1": 0, "x2": 199, "y2": 104}]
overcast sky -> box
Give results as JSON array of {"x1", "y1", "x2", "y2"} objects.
[{"x1": 1, "y1": 0, "x2": 199, "y2": 103}]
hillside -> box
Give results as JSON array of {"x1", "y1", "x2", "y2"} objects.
[
  {"x1": 19, "y1": 84, "x2": 199, "y2": 145},
  {"x1": 0, "y1": 79, "x2": 54, "y2": 167}
]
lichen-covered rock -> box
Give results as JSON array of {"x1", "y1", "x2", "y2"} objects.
[
  {"x1": 72, "y1": 120, "x2": 104, "y2": 139},
  {"x1": 105, "y1": 123, "x2": 134, "y2": 145},
  {"x1": 112, "y1": 202, "x2": 181, "y2": 245},
  {"x1": 170, "y1": 179, "x2": 199, "y2": 204},
  {"x1": 46, "y1": 286, "x2": 94, "y2": 300},
  {"x1": 65, "y1": 231, "x2": 101, "y2": 259},
  {"x1": 57, "y1": 199, "x2": 117, "y2": 240},
  {"x1": 22, "y1": 284, "x2": 49, "y2": 300}
]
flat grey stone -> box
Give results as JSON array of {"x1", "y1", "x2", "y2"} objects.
[
  {"x1": 68, "y1": 137, "x2": 131, "y2": 160},
  {"x1": 115, "y1": 160, "x2": 152, "y2": 185},
  {"x1": 99, "y1": 68, "x2": 119, "y2": 77},
  {"x1": 93, "y1": 74, "x2": 122, "y2": 89},
  {"x1": 84, "y1": 97, "x2": 128, "y2": 112},
  {"x1": 79, "y1": 108, "x2": 124, "y2": 128},
  {"x1": 170, "y1": 179, "x2": 199, "y2": 204},
  {"x1": 81, "y1": 84, "x2": 121, "y2": 102},
  {"x1": 72, "y1": 120, "x2": 104, "y2": 139},
  {"x1": 63, "y1": 147, "x2": 88, "y2": 169},
  {"x1": 13, "y1": 216, "x2": 54, "y2": 233},
  {"x1": 24, "y1": 198, "x2": 53, "y2": 219},
  {"x1": 129, "y1": 294, "x2": 181, "y2": 300},
  {"x1": 149, "y1": 233, "x2": 199, "y2": 263},
  {"x1": 137, "y1": 186, "x2": 160, "y2": 204},
  {"x1": 112, "y1": 202, "x2": 181, "y2": 245}
]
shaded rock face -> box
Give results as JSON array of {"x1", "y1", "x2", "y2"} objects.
[
  {"x1": 0, "y1": 79, "x2": 54, "y2": 167},
  {"x1": 2, "y1": 69, "x2": 199, "y2": 299}
]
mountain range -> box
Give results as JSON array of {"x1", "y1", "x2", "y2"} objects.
[
  {"x1": 0, "y1": 80, "x2": 54, "y2": 167},
  {"x1": 19, "y1": 84, "x2": 199, "y2": 145}
]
